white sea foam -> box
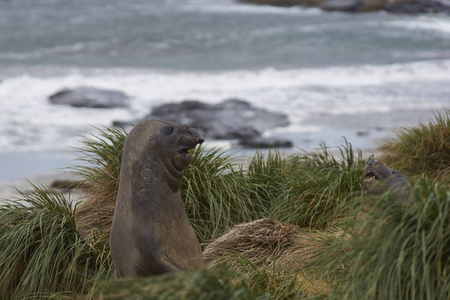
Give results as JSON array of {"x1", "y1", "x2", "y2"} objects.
[
  {"x1": 0, "y1": 59, "x2": 449, "y2": 153},
  {"x1": 0, "y1": 42, "x2": 102, "y2": 61},
  {"x1": 388, "y1": 17, "x2": 450, "y2": 35}
]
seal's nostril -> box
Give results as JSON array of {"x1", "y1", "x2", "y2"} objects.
[{"x1": 197, "y1": 137, "x2": 205, "y2": 144}]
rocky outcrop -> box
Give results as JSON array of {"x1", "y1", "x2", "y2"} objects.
[
  {"x1": 238, "y1": 137, "x2": 293, "y2": 148},
  {"x1": 115, "y1": 98, "x2": 293, "y2": 148},
  {"x1": 384, "y1": 0, "x2": 450, "y2": 13},
  {"x1": 148, "y1": 99, "x2": 289, "y2": 140},
  {"x1": 49, "y1": 87, "x2": 130, "y2": 108},
  {"x1": 237, "y1": 0, "x2": 450, "y2": 14},
  {"x1": 236, "y1": 0, "x2": 325, "y2": 6},
  {"x1": 320, "y1": 0, "x2": 366, "y2": 12}
]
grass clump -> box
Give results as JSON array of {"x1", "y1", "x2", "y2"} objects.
[
  {"x1": 329, "y1": 178, "x2": 450, "y2": 299},
  {"x1": 73, "y1": 126, "x2": 127, "y2": 242},
  {"x1": 94, "y1": 269, "x2": 266, "y2": 300},
  {"x1": 93, "y1": 259, "x2": 307, "y2": 300},
  {"x1": 262, "y1": 140, "x2": 366, "y2": 229},
  {"x1": 182, "y1": 146, "x2": 265, "y2": 243},
  {"x1": 0, "y1": 185, "x2": 112, "y2": 299},
  {"x1": 382, "y1": 109, "x2": 450, "y2": 184},
  {"x1": 184, "y1": 138, "x2": 367, "y2": 243},
  {"x1": 1, "y1": 111, "x2": 448, "y2": 299}
]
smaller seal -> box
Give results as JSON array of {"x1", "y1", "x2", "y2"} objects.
[
  {"x1": 110, "y1": 119, "x2": 205, "y2": 278},
  {"x1": 355, "y1": 160, "x2": 413, "y2": 235},
  {"x1": 362, "y1": 160, "x2": 412, "y2": 204}
]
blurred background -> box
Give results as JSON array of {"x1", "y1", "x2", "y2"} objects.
[{"x1": 0, "y1": 0, "x2": 449, "y2": 183}]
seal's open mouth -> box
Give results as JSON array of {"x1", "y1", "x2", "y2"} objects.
[
  {"x1": 177, "y1": 146, "x2": 194, "y2": 157},
  {"x1": 364, "y1": 172, "x2": 376, "y2": 180}
]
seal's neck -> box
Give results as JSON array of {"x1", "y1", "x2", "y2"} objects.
[{"x1": 145, "y1": 158, "x2": 184, "y2": 193}]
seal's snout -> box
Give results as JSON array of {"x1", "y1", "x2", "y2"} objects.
[{"x1": 197, "y1": 137, "x2": 205, "y2": 144}]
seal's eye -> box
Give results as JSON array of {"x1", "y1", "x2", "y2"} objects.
[{"x1": 165, "y1": 126, "x2": 174, "y2": 135}]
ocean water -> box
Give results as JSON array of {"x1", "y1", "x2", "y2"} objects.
[{"x1": 0, "y1": 0, "x2": 449, "y2": 182}]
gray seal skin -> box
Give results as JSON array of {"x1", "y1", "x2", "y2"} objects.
[
  {"x1": 110, "y1": 119, "x2": 205, "y2": 278},
  {"x1": 362, "y1": 160, "x2": 412, "y2": 204}
]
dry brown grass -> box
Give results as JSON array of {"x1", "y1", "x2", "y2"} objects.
[
  {"x1": 203, "y1": 218, "x2": 349, "y2": 297},
  {"x1": 71, "y1": 127, "x2": 126, "y2": 243},
  {"x1": 74, "y1": 174, "x2": 118, "y2": 241},
  {"x1": 204, "y1": 218, "x2": 350, "y2": 271},
  {"x1": 203, "y1": 218, "x2": 301, "y2": 267}
]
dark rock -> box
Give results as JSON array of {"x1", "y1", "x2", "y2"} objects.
[
  {"x1": 320, "y1": 0, "x2": 365, "y2": 12},
  {"x1": 112, "y1": 120, "x2": 135, "y2": 128},
  {"x1": 236, "y1": 0, "x2": 325, "y2": 7},
  {"x1": 356, "y1": 129, "x2": 370, "y2": 136},
  {"x1": 49, "y1": 87, "x2": 129, "y2": 108},
  {"x1": 146, "y1": 98, "x2": 290, "y2": 140},
  {"x1": 236, "y1": 0, "x2": 450, "y2": 13},
  {"x1": 238, "y1": 137, "x2": 294, "y2": 148},
  {"x1": 384, "y1": 0, "x2": 450, "y2": 14}
]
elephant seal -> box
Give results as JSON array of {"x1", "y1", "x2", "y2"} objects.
[
  {"x1": 110, "y1": 119, "x2": 205, "y2": 278},
  {"x1": 355, "y1": 160, "x2": 412, "y2": 235},
  {"x1": 362, "y1": 160, "x2": 412, "y2": 204}
]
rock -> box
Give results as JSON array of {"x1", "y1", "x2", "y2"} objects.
[
  {"x1": 238, "y1": 137, "x2": 294, "y2": 148},
  {"x1": 320, "y1": 0, "x2": 365, "y2": 12},
  {"x1": 236, "y1": 0, "x2": 450, "y2": 13},
  {"x1": 236, "y1": 0, "x2": 325, "y2": 7},
  {"x1": 356, "y1": 129, "x2": 370, "y2": 136},
  {"x1": 49, "y1": 87, "x2": 129, "y2": 108},
  {"x1": 384, "y1": 0, "x2": 450, "y2": 14},
  {"x1": 146, "y1": 98, "x2": 290, "y2": 140}
]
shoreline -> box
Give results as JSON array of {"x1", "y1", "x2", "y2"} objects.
[{"x1": 0, "y1": 107, "x2": 441, "y2": 202}]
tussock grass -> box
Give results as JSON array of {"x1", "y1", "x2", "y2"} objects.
[
  {"x1": 263, "y1": 140, "x2": 367, "y2": 229},
  {"x1": 93, "y1": 259, "x2": 306, "y2": 300},
  {"x1": 1, "y1": 112, "x2": 448, "y2": 299},
  {"x1": 0, "y1": 184, "x2": 112, "y2": 299},
  {"x1": 184, "y1": 139, "x2": 367, "y2": 244},
  {"x1": 73, "y1": 126, "x2": 126, "y2": 242},
  {"x1": 203, "y1": 218, "x2": 348, "y2": 297},
  {"x1": 182, "y1": 147, "x2": 265, "y2": 243},
  {"x1": 382, "y1": 109, "x2": 450, "y2": 184},
  {"x1": 328, "y1": 178, "x2": 450, "y2": 299},
  {"x1": 203, "y1": 218, "x2": 302, "y2": 268},
  {"x1": 93, "y1": 269, "x2": 265, "y2": 300}
]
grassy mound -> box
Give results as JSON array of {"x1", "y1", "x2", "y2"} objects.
[
  {"x1": 93, "y1": 265, "x2": 306, "y2": 300},
  {"x1": 0, "y1": 111, "x2": 448, "y2": 298},
  {"x1": 73, "y1": 126, "x2": 126, "y2": 242},
  {"x1": 330, "y1": 178, "x2": 450, "y2": 299},
  {"x1": 381, "y1": 109, "x2": 450, "y2": 184},
  {"x1": 0, "y1": 185, "x2": 112, "y2": 299}
]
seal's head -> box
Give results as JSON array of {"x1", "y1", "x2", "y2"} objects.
[
  {"x1": 150, "y1": 120, "x2": 205, "y2": 171},
  {"x1": 124, "y1": 119, "x2": 204, "y2": 186},
  {"x1": 363, "y1": 160, "x2": 412, "y2": 204}
]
